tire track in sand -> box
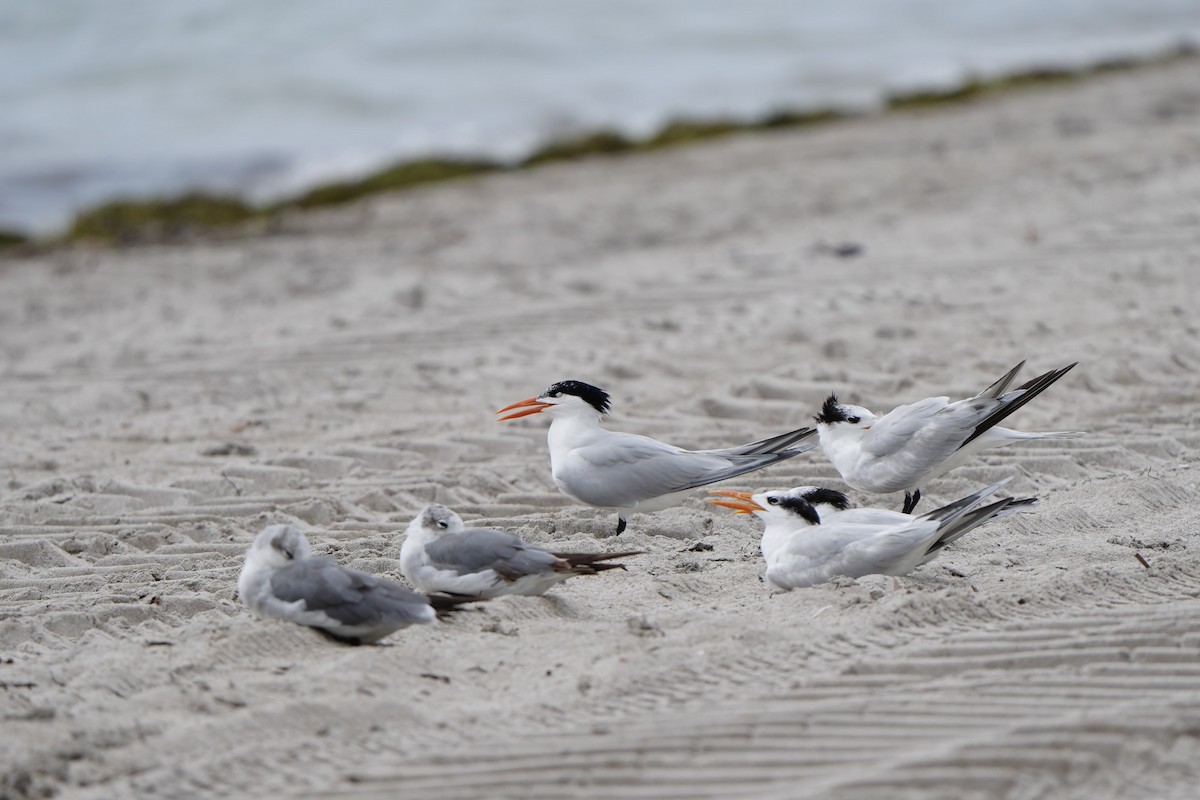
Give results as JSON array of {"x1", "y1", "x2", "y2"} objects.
[{"x1": 324, "y1": 585, "x2": 1200, "y2": 800}]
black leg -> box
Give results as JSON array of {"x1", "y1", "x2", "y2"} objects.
[
  {"x1": 615, "y1": 517, "x2": 627, "y2": 535},
  {"x1": 902, "y1": 489, "x2": 921, "y2": 515}
]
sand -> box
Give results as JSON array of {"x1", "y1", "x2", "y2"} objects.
[{"x1": 2, "y1": 57, "x2": 1200, "y2": 800}]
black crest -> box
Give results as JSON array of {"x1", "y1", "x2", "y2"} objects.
[
  {"x1": 800, "y1": 487, "x2": 851, "y2": 511},
  {"x1": 777, "y1": 496, "x2": 821, "y2": 525},
  {"x1": 543, "y1": 380, "x2": 611, "y2": 414},
  {"x1": 814, "y1": 394, "x2": 850, "y2": 425}
]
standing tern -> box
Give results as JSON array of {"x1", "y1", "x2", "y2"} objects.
[
  {"x1": 497, "y1": 380, "x2": 818, "y2": 534},
  {"x1": 814, "y1": 361, "x2": 1081, "y2": 513},
  {"x1": 401, "y1": 503, "x2": 644, "y2": 598},
  {"x1": 710, "y1": 479, "x2": 1037, "y2": 589},
  {"x1": 238, "y1": 524, "x2": 473, "y2": 644}
]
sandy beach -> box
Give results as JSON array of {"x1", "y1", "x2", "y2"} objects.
[{"x1": 2, "y1": 57, "x2": 1200, "y2": 799}]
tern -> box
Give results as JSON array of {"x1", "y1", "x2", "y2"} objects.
[
  {"x1": 497, "y1": 379, "x2": 818, "y2": 534},
  {"x1": 238, "y1": 524, "x2": 473, "y2": 644},
  {"x1": 401, "y1": 503, "x2": 644, "y2": 598},
  {"x1": 814, "y1": 361, "x2": 1081, "y2": 513},
  {"x1": 710, "y1": 479, "x2": 1036, "y2": 589}
]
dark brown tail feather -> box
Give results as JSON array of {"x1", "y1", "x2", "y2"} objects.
[
  {"x1": 425, "y1": 593, "x2": 486, "y2": 619},
  {"x1": 553, "y1": 550, "x2": 645, "y2": 574}
]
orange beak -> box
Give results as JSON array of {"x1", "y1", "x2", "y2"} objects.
[
  {"x1": 496, "y1": 396, "x2": 553, "y2": 421},
  {"x1": 707, "y1": 489, "x2": 765, "y2": 514}
]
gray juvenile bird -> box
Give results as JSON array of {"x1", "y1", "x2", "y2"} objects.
[
  {"x1": 238, "y1": 524, "x2": 472, "y2": 644},
  {"x1": 402, "y1": 503, "x2": 643, "y2": 598}
]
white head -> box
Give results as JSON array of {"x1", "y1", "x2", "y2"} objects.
[
  {"x1": 246, "y1": 524, "x2": 313, "y2": 570},
  {"x1": 813, "y1": 394, "x2": 877, "y2": 440},
  {"x1": 710, "y1": 487, "x2": 825, "y2": 562},
  {"x1": 239, "y1": 525, "x2": 313, "y2": 606},
  {"x1": 709, "y1": 488, "x2": 823, "y2": 529},
  {"x1": 497, "y1": 380, "x2": 612, "y2": 423},
  {"x1": 781, "y1": 486, "x2": 853, "y2": 519},
  {"x1": 410, "y1": 503, "x2": 466, "y2": 538}
]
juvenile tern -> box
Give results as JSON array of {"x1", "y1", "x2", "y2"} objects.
[
  {"x1": 815, "y1": 361, "x2": 1081, "y2": 512},
  {"x1": 401, "y1": 503, "x2": 644, "y2": 598},
  {"x1": 238, "y1": 524, "x2": 472, "y2": 644},
  {"x1": 497, "y1": 379, "x2": 818, "y2": 533},
  {"x1": 710, "y1": 479, "x2": 1036, "y2": 589}
]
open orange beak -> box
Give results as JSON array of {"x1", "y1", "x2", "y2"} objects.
[
  {"x1": 496, "y1": 396, "x2": 553, "y2": 421},
  {"x1": 707, "y1": 489, "x2": 765, "y2": 514}
]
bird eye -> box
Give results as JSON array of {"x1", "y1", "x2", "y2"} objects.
[
  {"x1": 436, "y1": 520, "x2": 448, "y2": 529},
  {"x1": 847, "y1": 416, "x2": 861, "y2": 424},
  {"x1": 548, "y1": 390, "x2": 561, "y2": 398},
  {"x1": 767, "y1": 497, "x2": 779, "y2": 505}
]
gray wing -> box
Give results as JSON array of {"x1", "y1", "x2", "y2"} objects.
[
  {"x1": 859, "y1": 395, "x2": 992, "y2": 471},
  {"x1": 832, "y1": 508, "x2": 914, "y2": 525},
  {"x1": 270, "y1": 557, "x2": 431, "y2": 628},
  {"x1": 565, "y1": 433, "x2": 740, "y2": 507},
  {"x1": 424, "y1": 528, "x2": 560, "y2": 580},
  {"x1": 769, "y1": 520, "x2": 940, "y2": 586},
  {"x1": 863, "y1": 364, "x2": 1077, "y2": 469},
  {"x1": 836, "y1": 521, "x2": 944, "y2": 574},
  {"x1": 566, "y1": 431, "x2": 811, "y2": 508}
]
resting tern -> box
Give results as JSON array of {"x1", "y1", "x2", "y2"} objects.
[
  {"x1": 497, "y1": 379, "x2": 818, "y2": 534},
  {"x1": 815, "y1": 361, "x2": 1081, "y2": 512},
  {"x1": 401, "y1": 503, "x2": 643, "y2": 598},
  {"x1": 710, "y1": 479, "x2": 1036, "y2": 589},
  {"x1": 238, "y1": 524, "x2": 472, "y2": 644}
]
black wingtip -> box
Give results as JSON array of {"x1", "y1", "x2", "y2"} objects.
[
  {"x1": 961, "y1": 362, "x2": 1078, "y2": 448},
  {"x1": 771, "y1": 426, "x2": 817, "y2": 451},
  {"x1": 1015, "y1": 362, "x2": 1076, "y2": 392},
  {"x1": 725, "y1": 426, "x2": 817, "y2": 457},
  {"x1": 1005, "y1": 496, "x2": 1040, "y2": 511},
  {"x1": 979, "y1": 360, "x2": 1027, "y2": 399}
]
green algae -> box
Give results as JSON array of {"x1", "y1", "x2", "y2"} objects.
[
  {"x1": 66, "y1": 194, "x2": 263, "y2": 245},
  {"x1": 886, "y1": 68, "x2": 1080, "y2": 109},
  {"x1": 35, "y1": 45, "x2": 1194, "y2": 250},
  {"x1": 285, "y1": 158, "x2": 499, "y2": 209},
  {"x1": 0, "y1": 229, "x2": 28, "y2": 250},
  {"x1": 521, "y1": 130, "x2": 636, "y2": 165}
]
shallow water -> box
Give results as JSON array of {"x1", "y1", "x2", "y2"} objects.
[{"x1": 3, "y1": 0, "x2": 1199, "y2": 233}]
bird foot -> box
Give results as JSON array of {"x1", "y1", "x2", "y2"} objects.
[{"x1": 901, "y1": 489, "x2": 922, "y2": 514}]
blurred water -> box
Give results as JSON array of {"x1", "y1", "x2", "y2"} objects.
[{"x1": 2, "y1": 0, "x2": 1198, "y2": 234}]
